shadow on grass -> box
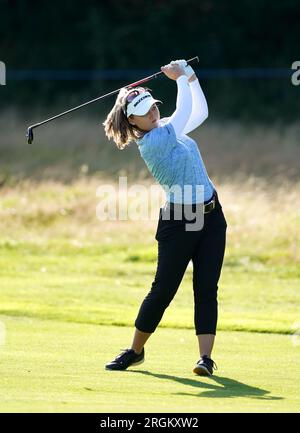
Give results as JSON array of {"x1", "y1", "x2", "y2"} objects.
[{"x1": 131, "y1": 370, "x2": 283, "y2": 400}]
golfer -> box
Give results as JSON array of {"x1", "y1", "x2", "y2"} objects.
[{"x1": 103, "y1": 59, "x2": 227, "y2": 376}]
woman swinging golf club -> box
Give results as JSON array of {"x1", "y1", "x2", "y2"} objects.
[{"x1": 103, "y1": 59, "x2": 227, "y2": 376}]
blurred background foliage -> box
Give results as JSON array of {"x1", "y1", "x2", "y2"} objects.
[
  {"x1": 0, "y1": 0, "x2": 299, "y2": 184},
  {"x1": 0, "y1": 0, "x2": 299, "y2": 121}
]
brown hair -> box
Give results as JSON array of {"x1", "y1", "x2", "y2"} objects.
[{"x1": 103, "y1": 87, "x2": 150, "y2": 150}]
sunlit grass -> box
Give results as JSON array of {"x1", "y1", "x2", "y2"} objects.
[
  {"x1": 0, "y1": 176, "x2": 299, "y2": 334},
  {"x1": 1, "y1": 113, "x2": 300, "y2": 412},
  {"x1": 0, "y1": 317, "x2": 299, "y2": 413}
]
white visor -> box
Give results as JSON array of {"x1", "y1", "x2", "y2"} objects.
[{"x1": 126, "y1": 91, "x2": 162, "y2": 117}]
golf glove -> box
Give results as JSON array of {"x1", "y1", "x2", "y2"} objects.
[{"x1": 170, "y1": 59, "x2": 195, "y2": 79}]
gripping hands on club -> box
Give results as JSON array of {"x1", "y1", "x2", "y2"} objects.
[
  {"x1": 160, "y1": 63, "x2": 186, "y2": 81},
  {"x1": 171, "y1": 59, "x2": 196, "y2": 81},
  {"x1": 161, "y1": 59, "x2": 196, "y2": 82}
]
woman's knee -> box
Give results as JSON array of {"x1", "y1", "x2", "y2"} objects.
[{"x1": 145, "y1": 286, "x2": 177, "y2": 307}]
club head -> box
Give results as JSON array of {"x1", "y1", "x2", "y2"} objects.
[{"x1": 26, "y1": 127, "x2": 33, "y2": 144}]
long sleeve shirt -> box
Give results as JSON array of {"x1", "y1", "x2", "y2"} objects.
[{"x1": 136, "y1": 75, "x2": 215, "y2": 204}]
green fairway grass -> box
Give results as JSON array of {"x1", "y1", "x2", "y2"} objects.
[
  {"x1": 0, "y1": 238, "x2": 299, "y2": 334},
  {"x1": 0, "y1": 178, "x2": 299, "y2": 412},
  {"x1": 0, "y1": 316, "x2": 299, "y2": 413}
]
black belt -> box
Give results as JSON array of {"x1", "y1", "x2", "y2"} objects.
[
  {"x1": 204, "y1": 192, "x2": 217, "y2": 214},
  {"x1": 165, "y1": 191, "x2": 217, "y2": 215}
]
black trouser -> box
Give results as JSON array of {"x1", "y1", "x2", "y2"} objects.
[{"x1": 135, "y1": 191, "x2": 227, "y2": 335}]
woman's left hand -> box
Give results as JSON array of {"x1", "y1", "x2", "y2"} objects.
[
  {"x1": 160, "y1": 63, "x2": 186, "y2": 81},
  {"x1": 170, "y1": 59, "x2": 196, "y2": 81}
]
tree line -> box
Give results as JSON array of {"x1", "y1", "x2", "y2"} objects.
[{"x1": 0, "y1": 0, "x2": 299, "y2": 121}]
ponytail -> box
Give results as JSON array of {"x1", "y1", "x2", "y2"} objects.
[{"x1": 103, "y1": 87, "x2": 146, "y2": 150}]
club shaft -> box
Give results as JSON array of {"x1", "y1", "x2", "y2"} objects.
[
  {"x1": 29, "y1": 56, "x2": 199, "y2": 129},
  {"x1": 27, "y1": 56, "x2": 199, "y2": 131}
]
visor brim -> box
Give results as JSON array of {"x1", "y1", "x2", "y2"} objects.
[{"x1": 126, "y1": 92, "x2": 162, "y2": 117}]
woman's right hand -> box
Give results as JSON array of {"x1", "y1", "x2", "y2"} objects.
[{"x1": 160, "y1": 63, "x2": 185, "y2": 81}]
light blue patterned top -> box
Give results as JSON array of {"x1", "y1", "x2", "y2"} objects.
[{"x1": 137, "y1": 120, "x2": 215, "y2": 204}]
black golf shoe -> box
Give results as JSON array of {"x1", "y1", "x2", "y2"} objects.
[
  {"x1": 193, "y1": 355, "x2": 217, "y2": 376},
  {"x1": 105, "y1": 348, "x2": 145, "y2": 371}
]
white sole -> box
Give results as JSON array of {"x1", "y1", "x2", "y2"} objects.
[{"x1": 193, "y1": 365, "x2": 212, "y2": 376}]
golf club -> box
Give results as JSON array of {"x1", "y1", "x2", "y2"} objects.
[{"x1": 26, "y1": 56, "x2": 199, "y2": 144}]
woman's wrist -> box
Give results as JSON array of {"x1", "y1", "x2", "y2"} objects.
[
  {"x1": 176, "y1": 74, "x2": 189, "y2": 83},
  {"x1": 173, "y1": 72, "x2": 186, "y2": 81},
  {"x1": 188, "y1": 73, "x2": 198, "y2": 83},
  {"x1": 161, "y1": 64, "x2": 186, "y2": 81}
]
